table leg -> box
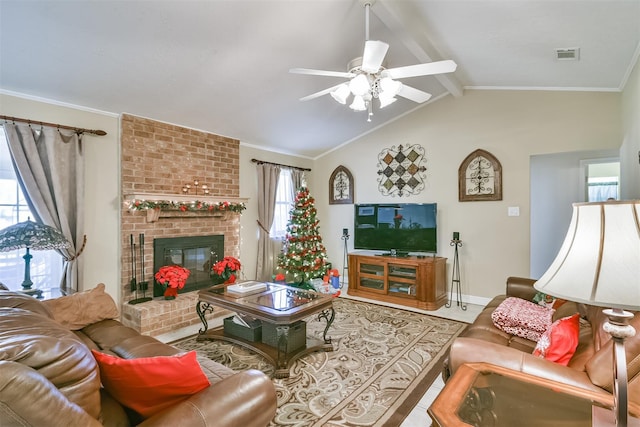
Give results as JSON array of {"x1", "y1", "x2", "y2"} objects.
[
  {"x1": 276, "y1": 325, "x2": 290, "y2": 370},
  {"x1": 318, "y1": 307, "x2": 335, "y2": 344},
  {"x1": 196, "y1": 301, "x2": 214, "y2": 334}
]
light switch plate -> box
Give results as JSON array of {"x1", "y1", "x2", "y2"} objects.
[{"x1": 508, "y1": 206, "x2": 520, "y2": 217}]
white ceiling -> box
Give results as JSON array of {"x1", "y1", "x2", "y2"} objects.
[{"x1": 1, "y1": 1, "x2": 639, "y2": 158}]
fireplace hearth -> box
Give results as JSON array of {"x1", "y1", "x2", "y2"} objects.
[{"x1": 153, "y1": 235, "x2": 224, "y2": 297}]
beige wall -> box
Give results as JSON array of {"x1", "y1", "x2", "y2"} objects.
[
  {"x1": 620, "y1": 55, "x2": 640, "y2": 200},
  {"x1": 311, "y1": 90, "x2": 622, "y2": 302},
  {"x1": 1, "y1": 93, "x2": 120, "y2": 299}
]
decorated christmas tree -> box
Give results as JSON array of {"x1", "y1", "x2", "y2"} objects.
[{"x1": 278, "y1": 186, "x2": 329, "y2": 287}]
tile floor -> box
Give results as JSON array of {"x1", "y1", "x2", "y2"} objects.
[{"x1": 386, "y1": 300, "x2": 484, "y2": 426}]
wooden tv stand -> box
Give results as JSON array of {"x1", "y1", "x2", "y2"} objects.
[{"x1": 347, "y1": 253, "x2": 447, "y2": 310}]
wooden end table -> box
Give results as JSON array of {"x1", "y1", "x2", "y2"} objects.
[
  {"x1": 196, "y1": 282, "x2": 335, "y2": 378},
  {"x1": 428, "y1": 363, "x2": 640, "y2": 427}
]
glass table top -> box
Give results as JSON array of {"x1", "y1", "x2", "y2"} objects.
[
  {"x1": 244, "y1": 287, "x2": 320, "y2": 311},
  {"x1": 206, "y1": 282, "x2": 323, "y2": 311},
  {"x1": 457, "y1": 371, "x2": 608, "y2": 427}
]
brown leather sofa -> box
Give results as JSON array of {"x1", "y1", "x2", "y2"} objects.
[
  {"x1": 444, "y1": 276, "x2": 640, "y2": 408},
  {"x1": 0, "y1": 290, "x2": 277, "y2": 427}
]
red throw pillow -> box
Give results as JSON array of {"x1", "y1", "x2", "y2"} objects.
[
  {"x1": 91, "y1": 350, "x2": 210, "y2": 418},
  {"x1": 532, "y1": 313, "x2": 580, "y2": 366}
]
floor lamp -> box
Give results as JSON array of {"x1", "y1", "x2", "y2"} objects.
[
  {"x1": 534, "y1": 200, "x2": 640, "y2": 427},
  {"x1": 0, "y1": 218, "x2": 70, "y2": 298}
]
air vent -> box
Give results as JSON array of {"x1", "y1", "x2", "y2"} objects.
[{"x1": 555, "y1": 48, "x2": 580, "y2": 60}]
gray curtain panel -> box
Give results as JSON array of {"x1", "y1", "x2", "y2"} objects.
[
  {"x1": 3, "y1": 123, "x2": 84, "y2": 293},
  {"x1": 291, "y1": 168, "x2": 305, "y2": 195},
  {"x1": 255, "y1": 163, "x2": 281, "y2": 281}
]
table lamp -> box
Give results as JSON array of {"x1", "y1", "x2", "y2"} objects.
[
  {"x1": 0, "y1": 218, "x2": 70, "y2": 298},
  {"x1": 534, "y1": 200, "x2": 640, "y2": 427}
]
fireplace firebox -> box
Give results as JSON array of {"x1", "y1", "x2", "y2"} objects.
[{"x1": 153, "y1": 235, "x2": 224, "y2": 297}]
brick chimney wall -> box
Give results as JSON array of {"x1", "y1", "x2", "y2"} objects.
[{"x1": 119, "y1": 114, "x2": 240, "y2": 336}]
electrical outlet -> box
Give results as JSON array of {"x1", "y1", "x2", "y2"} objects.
[
  {"x1": 508, "y1": 206, "x2": 520, "y2": 217},
  {"x1": 342, "y1": 228, "x2": 349, "y2": 236}
]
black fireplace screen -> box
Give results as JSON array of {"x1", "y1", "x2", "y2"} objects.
[{"x1": 153, "y1": 235, "x2": 224, "y2": 296}]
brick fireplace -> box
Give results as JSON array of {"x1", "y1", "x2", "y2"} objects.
[{"x1": 119, "y1": 114, "x2": 241, "y2": 336}]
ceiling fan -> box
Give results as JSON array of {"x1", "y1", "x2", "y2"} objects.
[{"x1": 290, "y1": 1, "x2": 457, "y2": 121}]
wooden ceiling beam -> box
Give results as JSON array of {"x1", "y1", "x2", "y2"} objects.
[{"x1": 374, "y1": 1, "x2": 464, "y2": 98}]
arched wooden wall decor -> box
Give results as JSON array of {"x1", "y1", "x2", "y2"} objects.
[
  {"x1": 329, "y1": 165, "x2": 354, "y2": 204},
  {"x1": 458, "y1": 149, "x2": 503, "y2": 201}
]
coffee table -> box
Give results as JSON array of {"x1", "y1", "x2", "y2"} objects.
[{"x1": 196, "y1": 282, "x2": 335, "y2": 378}]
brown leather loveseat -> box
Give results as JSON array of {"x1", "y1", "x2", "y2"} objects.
[
  {"x1": 0, "y1": 288, "x2": 277, "y2": 427},
  {"x1": 444, "y1": 277, "x2": 640, "y2": 409}
]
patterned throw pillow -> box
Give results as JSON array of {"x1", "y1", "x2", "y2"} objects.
[
  {"x1": 491, "y1": 297, "x2": 555, "y2": 342},
  {"x1": 533, "y1": 313, "x2": 581, "y2": 366}
]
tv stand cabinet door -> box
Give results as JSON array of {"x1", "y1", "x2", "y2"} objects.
[
  {"x1": 418, "y1": 257, "x2": 448, "y2": 310},
  {"x1": 350, "y1": 256, "x2": 387, "y2": 294}
]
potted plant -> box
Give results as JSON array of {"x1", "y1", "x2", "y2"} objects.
[
  {"x1": 212, "y1": 256, "x2": 241, "y2": 284},
  {"x1": 154, "y1": 265, "x2": 190, "y2": 299}
]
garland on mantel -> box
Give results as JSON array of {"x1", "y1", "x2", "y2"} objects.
[{"x1": 125, "y1": 199, "x2": 246, "y2": 214}]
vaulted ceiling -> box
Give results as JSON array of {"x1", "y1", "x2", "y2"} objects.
[{"x1": 1, "y1": 1, "x2": 639, "y2": 158}]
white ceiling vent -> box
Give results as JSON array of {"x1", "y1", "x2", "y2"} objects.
[{"x1": 555, "y1": 48, "x2": 580, "y2": 60}]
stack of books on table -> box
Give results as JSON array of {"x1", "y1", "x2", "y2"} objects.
[{"x1": 226, "y1": 281, "x2": 267, "y2": 296}]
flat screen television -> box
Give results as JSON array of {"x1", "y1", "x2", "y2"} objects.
[{"x1": 354, "y1": 203, "x2": 437, "y2": 255}]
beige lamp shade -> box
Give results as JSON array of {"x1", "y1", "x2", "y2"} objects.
[{"x1": 534, "y1": 201, "x2": 640, "y2": 311}]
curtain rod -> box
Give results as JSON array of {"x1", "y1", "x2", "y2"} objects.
[
  {"x1": 0, "y1": 115, "x2": 107, "y2": 136},
  {"x1": 251, "y1": 158, "x2": 311, "y2": 172}
]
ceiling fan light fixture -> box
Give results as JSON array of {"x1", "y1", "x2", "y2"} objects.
[
  {"x1": 290, "y1": 0, "x2": 454, "y2": 122},
  {"x1": 379, "y1": 96, "x2": 397, "y2": 109},
  {"x1": 349, "y1": 95, "x2": 367, "y2": 111},
  {"x1": 379, "y1": 77, "x2": 402, "y2": 97},
  {"x1": 330, "y1": 84, "x2": 351, "y2": 104},
  {"x1": 349, "y1": 74, "x2": 370, "y2": 96}
]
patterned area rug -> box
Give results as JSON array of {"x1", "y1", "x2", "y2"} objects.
[{"x1": 173, "y1": 298, "x2": 466, "y2": 427}]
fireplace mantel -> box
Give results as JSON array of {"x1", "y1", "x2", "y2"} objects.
[{"x1": 124, "y1": 193, "x2": 249, "y2": 222}]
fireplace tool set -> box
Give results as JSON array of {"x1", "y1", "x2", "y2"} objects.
[{"x1": 129, "y1": 233, "x2": 152, "y2": 304}]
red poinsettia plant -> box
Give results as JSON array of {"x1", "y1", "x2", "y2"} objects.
[
  {"x1": 212, "y1": 256, "x2": 241, "y2": 284},
  {"x1": 155, "y1": 265, "x2": 191, "y2": 299}
]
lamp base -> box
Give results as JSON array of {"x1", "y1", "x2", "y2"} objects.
[
  {"x1": 603, "y1": 308, "x2": 637, "y2": 427},
  {"x1": 21, "y1": 287, "x2": 43, "y2": 299}
]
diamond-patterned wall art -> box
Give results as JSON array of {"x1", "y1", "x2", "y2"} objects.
[{"x1": 376, "y1": 144, "x2": 427, "y2": 197}]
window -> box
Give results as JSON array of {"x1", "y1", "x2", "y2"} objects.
[
  {"x1": 586, "y1": 161, "x2": 620, "y2": 202},
  {"x1": 588, "y1": 177, "x2": 619, "y2": 201},
  {"x1": 0, "y1": 127, "x2": 63, "y2": 291},
  {"x1": 270, "y1": 168, "x2": 294, "y2": 239}
]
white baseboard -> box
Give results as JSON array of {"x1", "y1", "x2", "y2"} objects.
[
  {"x1": 340, "y1": 282, "x2": 491, "y2": 309},
  {"x1": 155, "y1": 316, "x2": 224, "y2": 344},
  {"x1": 456, "y1": 294, "x2": 492, "y2": 307}
]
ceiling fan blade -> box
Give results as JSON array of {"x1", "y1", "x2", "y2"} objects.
[
  {"x1": 382, "y1": 60, "x2": 457, "y2": 79},
  {"x1": 299, "y1": 84, "x2": 344, "y2": 102},
  {"x1": 397, "y1": 85, "x2": 432, "y2": 103},
  {"x1": 289, "y1": 68, "x2": 355, "y2": 79},
  {"x1": 361, "y1": 40, "x2": 389, "y2": 73}
]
